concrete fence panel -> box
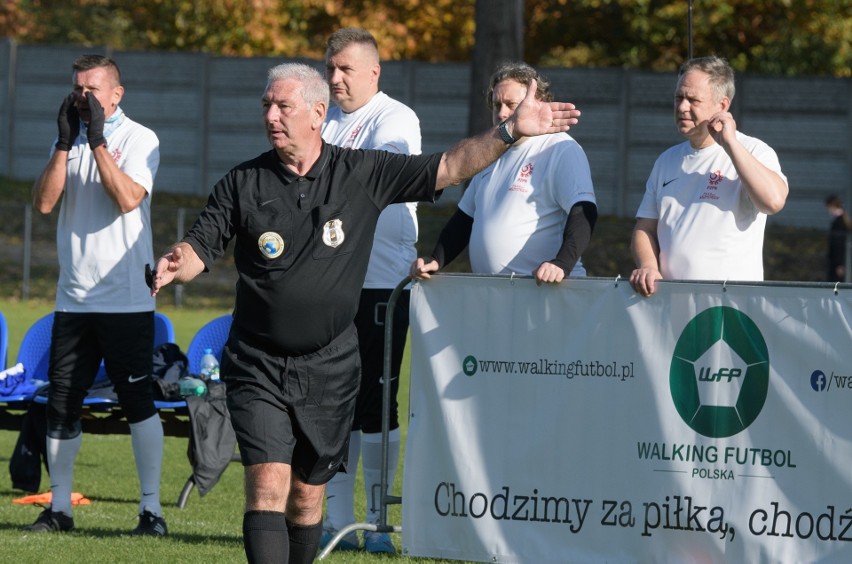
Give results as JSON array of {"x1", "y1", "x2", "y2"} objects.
[{"x1": 2, "y1": 38, "x2": 850, "y2": 230}]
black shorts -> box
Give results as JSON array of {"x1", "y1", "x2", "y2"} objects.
[
  {"x1": 352, "y1": 289, "x2": 409, "y2": 433},
  {"x1": 223, "y1": 323, "x2": 361, "y2": 485},
  {"x1": 48, "y1": 311, "x2": 156, "y2": 429}
]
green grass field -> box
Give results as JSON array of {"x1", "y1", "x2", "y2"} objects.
[
  {"x1": 0, "y1": 175, "x2": 832, "y2": 562},
  {"x1": 0, "y1": 299, "x2": 462, "y2": 563}
]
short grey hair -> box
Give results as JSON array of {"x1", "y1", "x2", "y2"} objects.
[
  {"x1": 266, "y1": 63, "x2": 329, "y2": 107},
  {"x1": 678, "y1": 56, "x2": 736, "y2": 102}
]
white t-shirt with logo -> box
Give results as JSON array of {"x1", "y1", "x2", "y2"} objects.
[
  {"x1": 459, "y1": 133, "x2": 596, "y2": 276},
  {"x1": 322, "y1": 91, "x2": 422, "y2": 289},
  {"x1": 54, "y1": 114, "x2": 159, "y2": 312},
  {"x1": 635, "y1": 132, "x2": 787, "y2": 281}
]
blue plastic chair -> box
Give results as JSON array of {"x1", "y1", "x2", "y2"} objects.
[
  {"x1": 186, "y1": 314, "x2": 232, "y2": 375},
  {"x1": 154, "y1": 311, "x2": 176, "y2": 348},
  {"x1": 155, "y1": 314, "x2": 231, "y2": 411},
  {"x1": 29, "y1": 312, "x2": 176, "y2": 406},
  {"x1": 1, "y1": 313, "x2": 54, "y2": 402},
  {"x1": 0, "y1": 311, "x2": 8, "y2": 370}
]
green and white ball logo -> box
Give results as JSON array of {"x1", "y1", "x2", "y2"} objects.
[
  {"x1": 463, "y1": 355, "x2": 478, "y2": 376},
  {"x1": 670, "y1": 306, "x2": 769, "y2": 438}
]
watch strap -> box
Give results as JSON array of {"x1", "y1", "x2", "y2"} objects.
[{"x1": 497, "y1": 120, "x2": 516, "y2": 145}]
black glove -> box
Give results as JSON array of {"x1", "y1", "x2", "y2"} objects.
[
  {"x1": 55, "y1": 93, "x2": 80, "y2": 151},
  {"x1": 85, "y1": 94, "x2": 107, "y2": 149}
]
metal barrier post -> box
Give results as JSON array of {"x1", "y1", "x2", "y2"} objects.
[
  {"x1": 317, "y1": 275, "x2": 410, "y2": 559},
  {"x1": 22, "y1": 204, "x2": 31, "y2": 300}
]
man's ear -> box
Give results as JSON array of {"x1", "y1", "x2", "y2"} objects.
[
  {"x1": 112, "y1": 85, "x2": 125, "y2": 109},
  {"x1": 312, "y1": 101, "x2": 327, "y2": 129}
]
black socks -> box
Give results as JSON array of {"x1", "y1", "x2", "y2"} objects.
[{"x1": 242, "y1": 511, "x2": 322, "y2": 564}]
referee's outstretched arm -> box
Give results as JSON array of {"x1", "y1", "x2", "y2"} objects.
[{"x1": 150, "y1": 242, "x2": 205, "y2": 296}]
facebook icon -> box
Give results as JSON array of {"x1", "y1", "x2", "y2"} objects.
[{"x1": 810, "y1": 370, "x2": 827, "y2": 392}]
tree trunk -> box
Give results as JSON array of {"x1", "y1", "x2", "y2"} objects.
[{"x1": 468, "y1": 0, "x2": 524, "y2": 136}]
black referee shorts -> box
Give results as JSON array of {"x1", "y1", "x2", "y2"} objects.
[{"x1": 222, "y1": 324, "x2": 361, "y2": 485}]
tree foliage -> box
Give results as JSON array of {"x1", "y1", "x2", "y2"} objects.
[
  {"x1": 526, "y1": 0, "x2": 852, "y2": 76},
  {"x1": 2, "y1": 0, "x2": 850, "y2": 76},
  {"x1": 5, "y1": 0, "x2": 475, "y2": 60}
]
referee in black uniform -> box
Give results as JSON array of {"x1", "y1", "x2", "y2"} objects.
[{"x1": 151, "y1": 62, "x2": 579, "y2": 564}]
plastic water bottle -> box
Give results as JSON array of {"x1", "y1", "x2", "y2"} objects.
[
  {"x1": 179, "y1": 376, "x2": 207, "y2": 397},
  {"x1": 199, "y1": 348, "x2": 220, "y2": 381}
]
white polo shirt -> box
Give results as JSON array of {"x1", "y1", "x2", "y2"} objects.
[
  {"x1": 459, "y1": 132, "x2": 596, "y2": 276},
  {"x1": 54, "y1": 113, "x2": 159, "y2": 312},
  {"x1": 636, "y1": 132, "x2": 787, "y2": 281},
  {"x1": 323, "y1": 91, "x2": 422, "y2": 289}
]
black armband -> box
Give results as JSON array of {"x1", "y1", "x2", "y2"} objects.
[
  {"x1": 549, "y1": 201, "x2": 598, "y2": 274},
  {"x1": 430, "y1": 209, "x2": 474, "y2": 268}
]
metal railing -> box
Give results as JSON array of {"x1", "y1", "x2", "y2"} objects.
[{"x1": 316, "y1": 276, "x2": 410, "y2": 559}]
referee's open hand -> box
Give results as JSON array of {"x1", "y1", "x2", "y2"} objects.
[
  {"x1": 510, "y1": 79, "x2": 581, "y2": 139},
  {"x1": 150, "y1": 245, "x2": 183, "y2": 296}
]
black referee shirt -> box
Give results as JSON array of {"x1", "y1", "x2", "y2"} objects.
[{"x1": 184, "y1": 142, "x2": 441, "y2": 356}]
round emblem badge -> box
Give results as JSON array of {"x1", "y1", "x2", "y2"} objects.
[
  {"x1": 669, "y1": 306, "x2": 769, "y2": 438},
  {"x1": 258, "y1": 231, "x2": 285, "y2": 259},
  {"x1": 322, "y1": 218, "x2": 345, "y2": 248}
]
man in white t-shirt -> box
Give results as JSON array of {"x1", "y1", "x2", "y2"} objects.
[
  {"x1": 629, "y1": 56, "x2": 789, "y2": 296},
  {"x1": 319, "y1": 27, "x2": 421, "y2": 554},
  {"x1": 411, "y1": 62, "x2": 598, "y2": 284},
  {"x1": 26, "y1": 55, "x2": 166, "y2": 536}
]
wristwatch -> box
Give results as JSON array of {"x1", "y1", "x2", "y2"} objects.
[{"x1": 497, "y1": 120, "x2": 516, "y2": 145}]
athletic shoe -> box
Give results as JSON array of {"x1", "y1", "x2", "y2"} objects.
[
  {"x1": 319, "y1": 526, "x2": 359, "y2": 551},
  {"x1": 364, "y1": 531, "x2": 396, "y2": 554},
  {"x1": 24, "y1": 508, "x2": 74, "y2": 533},
  {"x1": 130, "y1": 509, "x2": 168, "y2": 536}
]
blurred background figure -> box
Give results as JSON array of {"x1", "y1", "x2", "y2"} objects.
[{"x1": 825, "y1": 194, "x2": 852, "y2": 282}]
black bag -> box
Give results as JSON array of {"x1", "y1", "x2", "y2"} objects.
[
  {"x1": 151, "y1": 342, "x2": 189, "y2": 401},
  {"x1": 186, "y1": 382, "x2": 236, "y2": 495},
  {"x1": 9, "y1": 402, "x2": 48, "y2": 492}
]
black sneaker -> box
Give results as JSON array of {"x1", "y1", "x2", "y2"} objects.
[
  {"x1": 130, "y1": 509, "x2": 168, "y2": 536},
  {"x1": 24, "y1": 508, "x2": 74, "y2": 533}
]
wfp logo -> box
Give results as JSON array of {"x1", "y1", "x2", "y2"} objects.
[
  {"x1": 670, "y1": 306, "x2": 769, "y2": 439},
  {"x1": 463, "y1": 355, "x2": 478, "y2": 377}
]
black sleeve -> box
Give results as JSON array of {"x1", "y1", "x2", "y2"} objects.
[
  {"x1": 430, "y1": 209, "x2": 474, "y2": 268},
  {"x1": 549, "y1": 201, "x2": 598, "y2": 275}
]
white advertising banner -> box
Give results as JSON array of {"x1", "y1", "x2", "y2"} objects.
[{"x1": 403, "y1": 275, "x2": 852, "y2": 563}]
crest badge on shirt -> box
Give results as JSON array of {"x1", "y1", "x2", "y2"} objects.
[
  {"x1": 509, "y1": 162, "x2": 534, "y2": 193},
  {"x1": 258, "y1": 231, "x2": 285, "y2": 259},
  {"x1": 322, "y1": 218, "x2": 345, "y2": 248}
]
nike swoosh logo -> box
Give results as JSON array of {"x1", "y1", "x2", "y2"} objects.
[
  {"x1": 662, "y1": 177, "x2": 679, "y2": 187},
  {"x1": 127, "y1": 374, "x2": 148, "y2": 383},
  {"x1": 259, "y1": 198, "x2": 280, "y2": 207},
  {"x1": 378, "y1": 376, "x2": 398, "y2": 385}
]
